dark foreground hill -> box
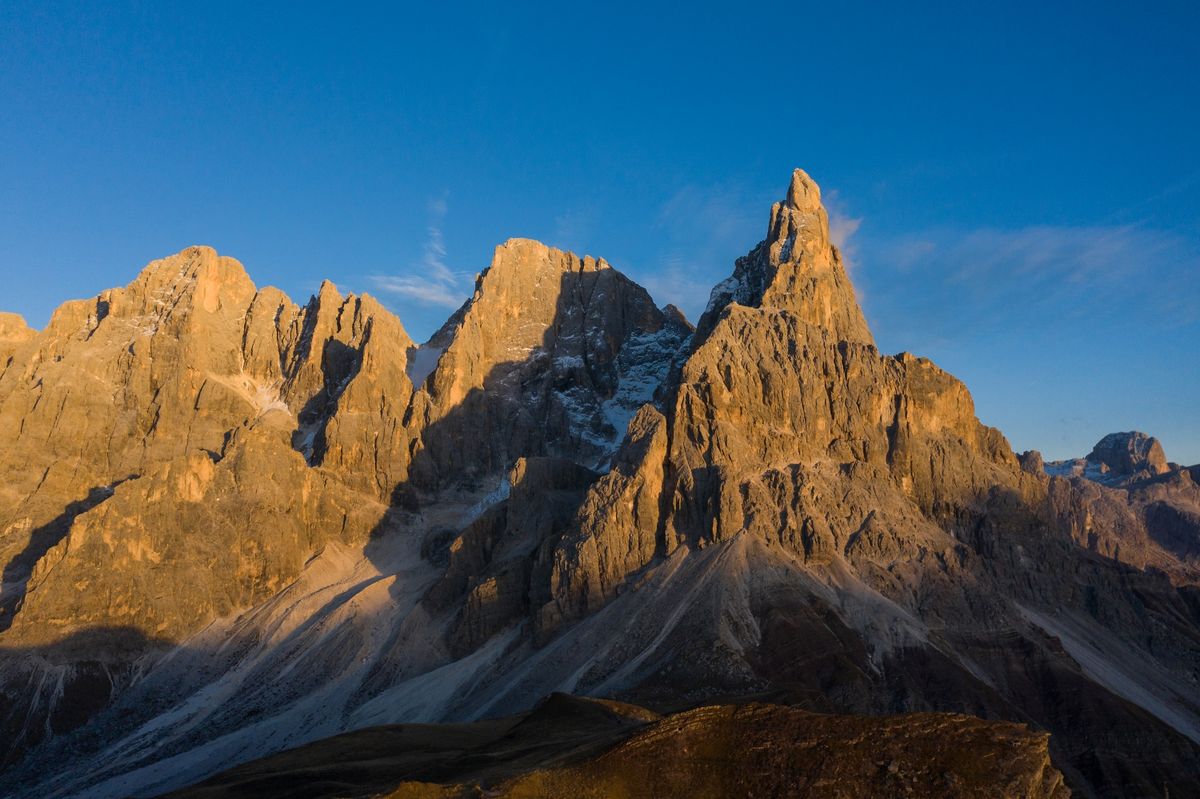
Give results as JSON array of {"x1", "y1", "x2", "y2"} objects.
[{"x1": 162, "y1": 693, "x2": 1067, "y2": 799}]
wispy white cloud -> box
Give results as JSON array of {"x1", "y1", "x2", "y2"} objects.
[
  {"x1": 638, "y1": 254, "x2": 719, "y2": 318},
  {"x1": 552, "y1": 206, "x2": 597, "y2": 253},
  {"x1": 824, "y1": 190, "x2": 866, "y2": 309},
  {"x1": 369, "y1": 195, "x2": 467, "y2": 309},
  {"x1": 621, "y1": 181, "x2": 763, "y2": 322},
  {"x1": 857, "y1": 222, "x2": 1200, "y2": 350},
  {"x1": 824, "y1": 190, "x2": 863, "y2": 271},
  {"x1": 368, "y1": 275, "x2": 463, "y2": 308}
]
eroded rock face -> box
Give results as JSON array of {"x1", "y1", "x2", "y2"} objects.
[
  {"x1": 0, "y1": 247, "x2": 423, "y2": 763},
  {"x1": 544, "y1": 170, "x2": 1029, "y2": 629},
  {"x1": 2, "y1": 173, "x2": 1200, "y2": 799},
  {"x1": 0, "y1": 313, "x2": 35, "y2": 367},
  {"x1": 0, "y1": 240, "x2": 685, "y2": 775},
  {"x1": 408, "y1": 238, "x2": 688, "y2": 487},
  {"x1": 1039, "y1": 432, "x2": 1200, "y2": 585},
  {"x1": 525, "y1": 171, "x2": 1200, "y2": 796},
  {"x1": 1089, "y1": 431, "x2": 1170, "y2": 477},
  {"x1": 0, "y1": 248, "x2": 415, "y2": 643},
  {"x1": 697, "y1": 169, "x2": 873, "y2": 345}
]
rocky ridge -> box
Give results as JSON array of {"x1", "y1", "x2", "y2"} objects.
[
  {"x1": 162, "y1": 694, "x2": 1068, "y2": 799},
  {"x1": 0, "y1": 240, "x2": 672, "y2": 773},
  {"x1": 1036, "y1": 432, "x2": 1200, "y2": 586},
  {"x1": 0, "y1": 171, "x2": 1198, "y2": 798}
]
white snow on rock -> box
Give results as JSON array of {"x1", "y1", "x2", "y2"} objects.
[
  {"x1": 1043, "y1": 457, "x2": 1128, "y2": 486},
  {"x1": 704, "y1": 274, "x2": 745, "y2": 316},
  {"x1": 600, "y1": 326, "x2": 687, "y2": 449},
  {"x1": 405, "y1": 344, "x2": 444, "y2": 388}
]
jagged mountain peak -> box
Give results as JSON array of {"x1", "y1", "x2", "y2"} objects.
[
  {"x1": 490, "y1": 237, "x2": 612, "y2": 275},
  {"x1": 126, "y1": 244, "x2": 256, "y2": 306},
  {"x1": 406, "y1": 236, "x2": 685, "y2": 485},
  {"x1": 0, "y1": 313, "x2": 35, "y2": 366},
  {"x1": 699, "y1": 168, "x2": 873, "y2": 346},
  {"x1": 314, "y1": 277, "x2": 344, "y2": 304},
  {"x1": 784, "y1": 166, "x2": 823, "y2": 211}
]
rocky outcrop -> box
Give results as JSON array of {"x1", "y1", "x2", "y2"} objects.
[
  {"x1": 407, "y1": 238, "x2": 688, "y2": 488},
  {"x1": 424, "y1": 456, "x2": 600, "y2": 656},
  {"x1": 162, "y1": 695, "x2": 1068, "y2": 799},
  {"x1": 0, "y1": 313, "x2": 34, "y2": 368},
  {"x1": 697, "y1": 169, "x2": 873, "y2": 345},
  {"x1": 544, "y1": 169, "x2": 1027, "y2": 628},
  {"x1": 1088, "y1": 431, "x2": 1170, "y2": 477},
  {"x1": 503, "y1": 704, "x2": 1069, "y2": 799},
  {"x1": 1045, "y1": 431, "x2": 1171, "y2": 485},
  {"x1": 1040, "y1": 432, "x2": 1200, "y2": 585}
]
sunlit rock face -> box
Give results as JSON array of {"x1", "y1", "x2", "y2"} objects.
[
  {"x1": 0, "y1": 172, "x2": 1198, "y2": 799},
  {"x1": 545, "y1": 169, "x2": 1026, "y2": 632},
  {"x1": 407, "y1": 237, "x2": 689, "y2": 489},
  {"x1": 0, "y1": 247, "x2": 414, "y2": 647}
]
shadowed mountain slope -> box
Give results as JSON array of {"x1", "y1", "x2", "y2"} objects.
[{"x1": 1, "y1": 172, "x2": 1198, "y2": 799}]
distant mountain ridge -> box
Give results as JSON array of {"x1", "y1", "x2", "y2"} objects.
[
  {"x1": 1035, "y1": 431, "x2": 1200, "y2": 586},
  {"x1": 1, "y1": 170, "x2": 1198, "y2": 798}
]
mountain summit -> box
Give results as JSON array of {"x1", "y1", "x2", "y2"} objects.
[
  {"x1": 1, "y1": 172, "x2": 1198, "y2": 798},
  {"x1": 699, "y1": 168, "x2": 873, "y2": 345}
]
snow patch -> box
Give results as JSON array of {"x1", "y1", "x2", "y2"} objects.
[
  {"x1": 594, "y1": 325, "x2": 687, "y2": 461},
  {"x1": 406, "y1": 345, "x2": 443, "y2": 389},
  {"x1": 460, "y1": 476, "x2": 512, "y2": 527},
  {"x1": 704, "y1": 274, "x2": 744, "y2": 316}
]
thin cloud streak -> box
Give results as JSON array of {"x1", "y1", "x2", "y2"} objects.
[
  {"x1": 622, "y1": 181, "x2": 762, "y2": 322},
  {"x1": 370, "y1": 195, "x2": 468, "y2": 310},
  {"x1": 825, "y1": 190, "x2": 863, "y2": 269},
  {"x1": 368, "y1": 275, "x2": 463, "y2": 308},
  {"x1": 825, "y1": 190, "x2": 866, "y2": 309},
  {"x1": 858, "y1": 222, "x2": 1200, "y2": 351}
]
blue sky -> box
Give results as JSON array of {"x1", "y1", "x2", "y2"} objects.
[{"x1": 2, "y1": 2, "x2": 1197, "y2": 463}]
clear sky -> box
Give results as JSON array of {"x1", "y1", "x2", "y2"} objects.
[{"x1": 2, "y1": 2, "x2": 1197, "y2": 463}]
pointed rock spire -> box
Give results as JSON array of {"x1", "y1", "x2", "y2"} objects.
[
  {"x1": 698, "y1": 168, "x2": 873, "y2": 346},
  {"x1": 785, "y1": 167, "x2": 823, "y2": 211}
]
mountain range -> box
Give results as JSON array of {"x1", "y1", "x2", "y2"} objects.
[{"x1": 1, "y1": 170, "x2": 1198, "y2": 798}]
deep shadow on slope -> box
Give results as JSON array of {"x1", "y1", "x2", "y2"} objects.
[
  {"x1": 0, "y1": 626, "x2": 174, "y2": 775},
  {"x1": 159, "y1": 694, "x2": 655, "y2": 799},
  {"x1": 359, "y1": 265, "x2": 678, "y2": 641},
  {"x1": 369, "y1": 295, "x2": 1200, "y2": 798},
  {"x1": 347, "y1": 267, "x2": 1200, "y2": 798},
  {"x1": 0, "y1": 266, "x2": 659, "y2": 798}
]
